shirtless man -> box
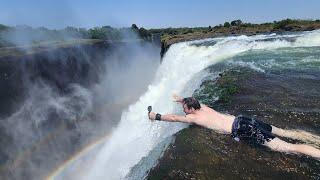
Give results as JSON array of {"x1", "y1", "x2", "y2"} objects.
[{"x1": 148, "y1": 95, "x2": 320, "y2": 159}]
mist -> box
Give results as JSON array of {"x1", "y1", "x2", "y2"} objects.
[
  {"x1": 0, "y1": 26, "x2": 160, "y2": 180},
  {"x1": 93, "y1": 41, "x2": 160, "y2": 125}
]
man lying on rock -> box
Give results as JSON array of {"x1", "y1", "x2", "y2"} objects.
[{"x1": 148, "y1": 94, "x2": 320, "y2": 159}]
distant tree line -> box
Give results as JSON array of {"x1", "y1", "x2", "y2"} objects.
[
  {"x1": 0, "y1": 24, "x2": 156, "y2": 47},
  {"x1": 1, "y1": 18, "x2": 320, "y2": 47},
  {"x1": 222, "y1": 18, "x2": 320, "y2": 30}
]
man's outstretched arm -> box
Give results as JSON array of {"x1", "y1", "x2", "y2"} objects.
[{"x1": 149, "y1": 112, "x2": 193, "y2": 123}]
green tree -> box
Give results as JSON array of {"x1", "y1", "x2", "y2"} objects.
[
  {"x1": 131, "y1": 24, "x2": 139, "y2": 31},
  {"x1": 231, "y1": 19, "x2": 242, "y2": 26},
  {"x1": 102, "y1": 25, "x2": 112, "y2": 29},
  {"x1": 0, "y1": 24, "x2": 9, "y2": 32},
  {"x1": 224, "y1": 22, "x2": 231, "y2": 28},
  {"x1": 273, "y1": 18, "x2": 296, "y2": 29},
  {"x1": 89, "y1": 27, "x2": 106, "y2": 39},
  {"x1": 138, "y1": 27, "x2": 150, "y2": 39}
]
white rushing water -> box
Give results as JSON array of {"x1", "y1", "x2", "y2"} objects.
[{"x1": 54, "y1": 30, "x2": 320, "y2": 180}]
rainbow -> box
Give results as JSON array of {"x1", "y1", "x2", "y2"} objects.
[{"x1": 46, "y1": 132, "x2": 112, "y2": 180}]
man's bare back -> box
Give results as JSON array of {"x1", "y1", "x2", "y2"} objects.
[{"x1": 188, "y1": 104, "x2": 234, "y2": 134}]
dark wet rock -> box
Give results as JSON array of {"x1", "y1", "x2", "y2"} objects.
[
  {"x1": 147, "y1": 67, "x2": 320, "y2": 179},
  {"x1": 0, "y1": 42, "x2": 108, "y2": 118}
]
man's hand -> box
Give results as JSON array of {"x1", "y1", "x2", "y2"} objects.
[
  {"x1": 148, "y1": 112, "x2": 156, "y2": 121},
  {"x1": 173, "y1": 94, "x2": 183, "y2": 103}
]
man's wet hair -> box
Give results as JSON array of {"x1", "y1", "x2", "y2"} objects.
[{"x1": 182, "y1": 97, "x2": 201, "y2": 110}]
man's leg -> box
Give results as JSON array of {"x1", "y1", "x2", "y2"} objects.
[
  {"x1": 264, "y1": 137, "x2": 320, "y2": 159},
  {"x1": 271, "y1": 126, "x2": 320, "y2": 146}
]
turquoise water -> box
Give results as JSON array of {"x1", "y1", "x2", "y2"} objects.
[{"x1": 229, "y1": 47, "x2": 320, "y2": 72}]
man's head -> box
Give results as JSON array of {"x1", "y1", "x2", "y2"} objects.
[{"x1": 182, "y1": 97, "x2": 201, "y2": 114}]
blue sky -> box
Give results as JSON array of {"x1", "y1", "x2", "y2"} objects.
[{"x1": 1, "y1": 0, "x2": 319, "y2": 29}]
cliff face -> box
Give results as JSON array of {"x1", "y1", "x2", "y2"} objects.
[
  {"x1": 0, "y1": 41, "x2": 111, "y2": 179},
  {"x1": 0, "y1": 41, "x2": 108, "y2": 117},
  {"x1": 0, "y1": 40, "x2": 159, "y2": 180}
]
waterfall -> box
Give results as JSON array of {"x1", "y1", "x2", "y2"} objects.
[{"x1": 53, "y1": 30, "x2": 320, "y2": 180}]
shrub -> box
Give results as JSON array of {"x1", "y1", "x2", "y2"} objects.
[
  {"x1": 224, "y1": 22, "x2": 231, "y2": 28},
  {"x1": 231, "y1": 19, "x2": 242, "y2": 26},
  {"x1": 273, "y1": 18, "x2": 297, "y2": 29}
]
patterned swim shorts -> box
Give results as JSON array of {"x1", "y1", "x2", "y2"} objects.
[{"x1": 231, "y1": 115, "x2": 275, "y2": 145}]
